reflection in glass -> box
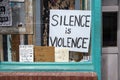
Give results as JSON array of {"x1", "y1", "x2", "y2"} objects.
[{"x1": 1, "y1": 0, "x2": 91, "y2": 62}]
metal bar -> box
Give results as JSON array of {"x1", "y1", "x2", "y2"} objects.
[{"x1": 35, "y1": 0, "x2": 41, "y2": 46}]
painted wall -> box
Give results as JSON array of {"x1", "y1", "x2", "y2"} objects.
[
  {"x1": 102, "y1": 0, "x2": 118, "y2": 6},
  {"x1": 102, "y1": 0, "x2": 119, "y2": 80}
]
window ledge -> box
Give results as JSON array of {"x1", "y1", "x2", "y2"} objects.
[
  {"x1": 0, "y1": 62, "x2": 94, "y2": 72},
  {"x1": 102, "y1": 6, "x2": 118, "y2": 12}
]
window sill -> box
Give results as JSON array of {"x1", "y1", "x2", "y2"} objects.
[{"x1": 0, "y1": 62, "x2": 94, "y2": 72}]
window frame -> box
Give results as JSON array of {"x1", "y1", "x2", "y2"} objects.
[{"x1": 0, "y1": 0, "x2": 101, "y2": 80}]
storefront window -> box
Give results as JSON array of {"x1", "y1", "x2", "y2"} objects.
[
  {"x1": 103, "y1": 12, "x2": 117, "y2": 46},
  {"x1": 0, "y1": 1, "x2": 102, "y2": 80},
  {"x1": 0, "y1": 0, "x2": 92, "y2": 62}
]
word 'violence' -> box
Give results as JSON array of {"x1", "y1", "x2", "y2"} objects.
[{"x1": 49, "y1": 37, "x2": 88, "y2": 49}]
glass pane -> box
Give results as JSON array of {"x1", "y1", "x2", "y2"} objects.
[
  {"x1": 41, "y1": 0, "x2": 91, "y2": 62},
  {"x1": 0, "y1": 0, "x2": 33, "y2": 34},
  {"x1": 11, "y1": 2, "x2": 25, "y2": 27},
  {"x1": 103, "y1": 12, "x2": 117, "y2": 46},
  {"x1": 1, "y1": 34, "x2": 28, "y2": 62},
  {"x1": 0, "y1": 0, "x2": 91, "y2": 62}
]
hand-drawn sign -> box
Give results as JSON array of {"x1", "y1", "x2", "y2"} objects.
[
  {"x1": 0, "y1": 0, "x2": 12, "y2": 26},
  {"x1": 49, "y1": 10, "x2": 91, "y2": 53}
]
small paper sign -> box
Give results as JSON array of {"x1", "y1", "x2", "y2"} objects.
[
  {"x1": 19, "y1": 45, "x2": 34, "y2": 62},
  {"x1": 55, "y1": 47, "x2": 69, "y2": 62},
  {"x1": 0, "y1": 0, "x2": 12, "y2": 26}
]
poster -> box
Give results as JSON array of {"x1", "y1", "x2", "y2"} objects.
[
  {"x1": 0, "y1": 0, "x2": 12, "y2": 26},
  {"x1": 19, "y1": 45, "x2": 34, "y2": 62},
  {"x1": 49, "y1": 10, "x2": 91, "y2": 53}
]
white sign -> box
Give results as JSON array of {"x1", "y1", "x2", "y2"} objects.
[
  {"x1": 19, "y1": 45, "x2": 34, "y2": 62},
  {"x1": 55, "y1": 48, "x2": 69, "y2": 62},
  {"x1": 49, "y1": 10, "x2": 91, "y2": 53},
  {"x1": 0, "y1": 0, "x2": 12, "y2": 26}
]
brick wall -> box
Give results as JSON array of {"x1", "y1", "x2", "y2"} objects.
[{"x1": 0, "y1": 72, "x2": 97, "y2": 80}]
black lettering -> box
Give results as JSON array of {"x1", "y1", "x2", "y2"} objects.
[
  {"x1": 75, "y1": 15, "x2": 80, "y2": 26},
  {"x1": 85, "y1": 15, "x2": 90, "y2": 27},
  {"x1": 65, "y1": 28, "x2": 71, "y2": 34},
  {"x1": 0, "y1": 17, "x2": 8, "y2": 22},
  {"x1": 71, "y1": 38, "x2": 77, "y2": 48},
  {"x1": 49, "y1": 36, "x2": 89, "y2": 50},
  {"x1": 77, "y1": 37, "x2": 82, "y2": 48},
  {"x1": 82, "y1": 38, "x2": 88, "y2": 49},
  {"x1": 69, "y1": 15, "x2": 74, "y2": 26},
  {"x1": 63, "y1": 38, "x2": 67, "y2": 47},
  {"x1": 58, "y1": 38, "x2": 62, "y2": 47},
  {"x1": 81, "y1": 15, "x2": 85, "y2": 27},
  {"x1": 51, "y1": 15, "x2": 59, "y2": 26},
  {"x1": 49, "y1": 37, "x2": 57, "y2": 46},
  {"x1": 67, "y1": 37, "x2": 71, "y2": 48},
  {"x1": 68, "y1": 28, "x2": 71, "y2": 34},
  {"x1": 64, "y1": 16, "x2": 68, "y2": 26},
  {"x1": 60, "y1": 16, "x2": 62, "y2": 26},
  {"x1": 0, "y1": 6, "x2": 5, "y2": 14}
]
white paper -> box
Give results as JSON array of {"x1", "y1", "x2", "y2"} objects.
[
  {"x1": 49, "y1": 10, "x2": 91, "y2": 53},
  {"x1": 19, "y1": 45, "x2": 34, "y2": 62}
]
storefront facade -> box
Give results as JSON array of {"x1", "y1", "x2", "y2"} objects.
[{"x1": 0, "y1": 0, "x2": 101, "y2": 80}]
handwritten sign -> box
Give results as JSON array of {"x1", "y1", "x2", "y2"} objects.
[
  {"x1": 19, "y1": 45, "x2": 34, "y2": 62},
  {"x1": 0, "y1": 0, "x2": 12, "y2": 26},
  {"x1": 49, "y1": 10, "x2": 91, "y2": 53}
]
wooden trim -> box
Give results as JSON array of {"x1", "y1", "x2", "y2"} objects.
[
  {"x1": 102, "y1": 47, "x2": 118, "y2": 54},
  {"x1": 25, "y1": 0, "x2": 34, "y2": 34},
  {"x1": 28, "y1": 35, "x2": 33, "y2": 45},
  {"x1": 0, "y1": 35, "x2": 3, "y2": 61}
]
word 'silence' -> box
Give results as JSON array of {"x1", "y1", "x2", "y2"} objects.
[{"x1": 51, "y1": 14, "x2": 90, "y2": 27}]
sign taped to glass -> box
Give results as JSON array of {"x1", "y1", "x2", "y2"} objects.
[
  {"x1": 0, "y1": 0, "x2": 12, "y2": 26},
  {"x1": 49, "y1": 10, "x2": 91, "y2": 53}
]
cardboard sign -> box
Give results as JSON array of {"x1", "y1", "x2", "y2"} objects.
[
  {"x1": 19, "y1": 45, "x2": 34, "y2": 62},
  {"x1": 0, "y1": 0, "x2": 12, "y2": 26},
  {"x1": 49, "y1": 10, "x2": 91, "y2": 53},
  {"x1": 55, "y1": 48, "x2": 69, "y2": 62},
  {"x1": 34, "y1": 46, "x2": 55, "y2": 62}
]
